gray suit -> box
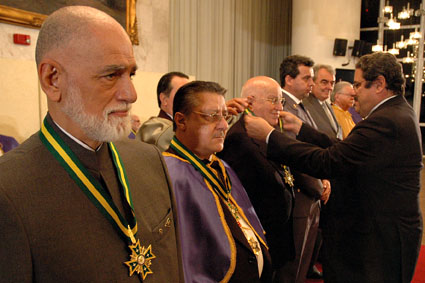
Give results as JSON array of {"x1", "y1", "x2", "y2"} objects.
[
  {"x1": 302, "y1": 95, "x2": 342, "y2": 140},
  {"x1": 278, "y1": 92, "x2": 323, "y2": 283},
  {"x1": 0, "y1": 115, "x2": 184, "y2": 283}
]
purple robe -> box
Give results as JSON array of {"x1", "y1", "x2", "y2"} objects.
[
  {"x1": 164, "y1": 153, "x2": 267, "y2": 282},
  {"x1": 0, "y1": 134, "x2": 19, "y2": 153},
  {"x1": 348, "y1": 107, "x2": 362, "y2": 124}
]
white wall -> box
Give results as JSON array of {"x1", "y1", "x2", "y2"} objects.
[
  {"x1": 0, "y1": 0, "x2": 170, "y2": 142},
  {"x1": 292, "y1": 0, "x2": 361, "y2": 70}
]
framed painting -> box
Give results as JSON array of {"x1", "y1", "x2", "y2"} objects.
[{"x1": 0, "y1": 0, "x2": 139, "y2": 45}]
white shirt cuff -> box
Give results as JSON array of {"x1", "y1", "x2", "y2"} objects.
[{"x1": 265, "y1": 129, "x2": 275, "y2": 144}]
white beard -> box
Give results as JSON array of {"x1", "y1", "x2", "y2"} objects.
[{"x1": 62, "y1": 84, "x2": 132, "y2": 142}]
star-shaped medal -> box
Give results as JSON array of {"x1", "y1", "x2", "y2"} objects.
[
  {"x1": 282, "y1": 165, "x2": 295, "y2": 188},
  {"x1": 124, "y1": 240, "x2": 156, "y2": 280}
]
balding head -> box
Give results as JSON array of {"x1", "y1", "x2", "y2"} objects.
[
  {"x1": 242, "y1": 76, "x2": 283, "y2": 126},
  {"x1": 36, "y1": 6, "x2": 126, "y2": 66},
  {"x1": 241, "y1": 76, "x2": 280, "y2": 99},
  {"x1": 36, "y1": 6, "x2": 137, "y2": 149}
]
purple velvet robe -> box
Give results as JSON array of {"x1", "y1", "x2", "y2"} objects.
[{"x1": 164, "y1": 154, "x2": 267, "y2": 282}]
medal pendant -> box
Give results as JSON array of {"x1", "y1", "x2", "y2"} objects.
[
  {"x1": 282, "y1": 165, "x2": 295, "y2": 187},
  {"x1": 124, "y1": 239, "x2": 156, "y2": 280}
]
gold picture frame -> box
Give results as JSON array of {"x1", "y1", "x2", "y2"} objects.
[{"x1": 0, "y1": 0, "x2": 139, "y2": 45}]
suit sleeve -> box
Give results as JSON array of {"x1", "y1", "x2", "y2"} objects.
[
  {"x1": 0, "y1": 186, "x2": 32, "y2": 282},
  {"x1": 267, "y1": 116, "x2": 398, "y2": 179}
]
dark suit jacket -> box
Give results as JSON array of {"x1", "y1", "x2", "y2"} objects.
[
  {"x1": 218, "y1": 117, "x2": 295, "y2": 269},
  {"x1": 0, "y1": 115, "x2": 184, "y2": 283},
  {"x1": 158, "y1": 109, "x2": 173, "y2": 121},
  {"x1": 282, "y1": 92, "x2": 323, "y2": 217},
  {"x1": 267, "y1": 95, "x2": 423, "y2": 283},
  {"x1": 302, "y1": 95, "x2": 342, "y2": 139}
]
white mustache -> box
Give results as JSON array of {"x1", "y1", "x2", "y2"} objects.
[{"x1": 106, "y1": 103, "x2": 132, "y2": 115}]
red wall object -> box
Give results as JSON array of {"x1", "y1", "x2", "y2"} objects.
[{"x1": 13, "y1": 34, "x2": 31, "y2": 45}]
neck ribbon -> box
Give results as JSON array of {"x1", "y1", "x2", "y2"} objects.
[
  {"x1": 39, "y1": 117, "x2": 137, "y2": 243},
  {"x1": 170, "y1": 136, "x2": 232, "y2": 201}
]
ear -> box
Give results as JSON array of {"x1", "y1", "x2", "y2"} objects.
[
  {"x1": 39, "y1": 60, "x2": 62, "y2": 102},
  {"x1": 284, "y1": 75, "x2": 293, "y2": 87},
  {"x1": 174, "y1": 112, "x2": 186, "y2": 131},
  {"x1": 159, "y1": 93, "x2": 168, "y2": 107},
  {"x1": 374, "y1": 75, "x2": 386, "y2": 93}
]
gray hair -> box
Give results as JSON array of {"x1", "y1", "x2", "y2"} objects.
[
  {"x1": 331, "y1": 81, "x2": 352, "y2": 102},
  {"x1": 313, "y1": 64, "x2": 335, "y2": 81},
  {"x1": 35, "y1": 6, "x2": 121, "y2": 66}
]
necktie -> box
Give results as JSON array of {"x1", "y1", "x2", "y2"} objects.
[
  {"x1": 299, "y1": 102, "x2": 317, "y2": 129},
  {"x1": 322, "y1": 102, "x2": 338, "y2": 132}
]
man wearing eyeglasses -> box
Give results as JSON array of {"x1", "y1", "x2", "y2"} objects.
[
  {"x1": 163, "y1": 81, "x2": 272, "y2": 282},
  {"x1": 218, "y1": 76, "x2": 295, "y2": 282},
  {"x1": 278, "y1": 55, "x2": 330, "y2": 283},
  {"x1": 244, "y1": 52, "x2": 423, "y2": 283},
  {"x1": 331, "y1": 81, "x2": 356, "y2": 139}
]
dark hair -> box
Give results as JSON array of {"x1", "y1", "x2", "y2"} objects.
[
  {"x1": 173, "y1": 81, "x2": 227, "y2": 130},
  {"x1": 156, "y1": 72, "x2": 189, "y2": 107},
  {"x1": 355, "y1": 52, "x2": 405, "y2": 96},
  {"x1": 279, "y1": 55, "x2": 314, "y2": 87}
]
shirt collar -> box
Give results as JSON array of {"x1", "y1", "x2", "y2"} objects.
[
  {"x1": 282, "y1": 88, "x2": 302, "y2": 104},
  {"x1": 365, "y1": 95, "x2": 397, "y2": 119},
  {"x1": 53, "y1": 121, "x2": 102, "y2": 152}
]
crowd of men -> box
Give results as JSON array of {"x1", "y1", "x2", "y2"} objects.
[{"x1": 0, "y1": 5, "x2": 422, "y2": 283}]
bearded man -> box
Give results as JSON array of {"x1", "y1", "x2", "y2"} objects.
[{"x1": 0, "y1": 6, "x2": 183, "y2": 283}]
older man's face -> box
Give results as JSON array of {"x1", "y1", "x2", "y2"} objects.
[
  {"x1": 250, "y1": 87, "x2": 283, "y2": 127},
  {"x1": 335, "y1": 85, "x2": 356, "y2": 111},
  {"x1": 312, "y1": 68, "x2": 335, "y2": 101},
  {"x1": 183, "y1": 92, "x2": 229, "y2": 159},
  {"x1": 59, "y1": 23, "x2": 137, "y2": 142}
]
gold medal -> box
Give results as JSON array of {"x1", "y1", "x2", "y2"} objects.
[
  {"x1": 282, "y1": 165, "x2": 295, "y2": 188},
  {"x1": 124, "y1": 226, "x2": 156, "y2": 280},
  {"x1": 125, "y1": 240, "x2": 156, "y2": 280}
]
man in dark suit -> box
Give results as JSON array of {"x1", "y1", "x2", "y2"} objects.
[
  {"x1": 164, "y1": 81, "x2": 272, "y2": 282},
  {"x1": 244, "y1": 52, "x2": 423, "y2": 283},
  {"x1": 140, "y1": 72, "x2": 190, "y2": 151},
  {"x1": 278, "y1": 55, "x2": 330, "y2": 283},
  {"x1": 218, "y1": 76, "x2": 295, "y2": 281},
  {"x1": 0, "y1": 6, "x2": 183, "y2": 282}
]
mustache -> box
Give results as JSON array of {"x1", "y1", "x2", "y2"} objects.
[
  {"x1": 105, "y1": 103, "x2": 132, "y2": 115},
  {"x1": 214, "y1": 131, "x2": 226, "y2": 138}
]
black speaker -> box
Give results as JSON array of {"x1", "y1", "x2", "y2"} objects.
[
  {"x1": 352, "y1": 40, "x2": 363, "y2": 57},
  {"x1": 333, "y1": 38, "x2": 348, "y2": 56},
  {"x1": 360, "y1": 41, "x2": 373, "y2": 56}
]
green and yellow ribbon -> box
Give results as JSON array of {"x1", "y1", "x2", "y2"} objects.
[
  {"x1": 170, "y1": 136, "x2": 232, "y2": 201},
  {"x1": 39, "y1": 117, "x2": 137, "y2": 243}
]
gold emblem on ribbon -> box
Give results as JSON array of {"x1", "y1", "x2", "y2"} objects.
[
  {"x1": 125, "y1": 240, "x2": 156, "y2": 280},
  {"x1": 282, "y1": 165, "x2": 295, "y2": 188},
  {"x1": 124, "y1": 226, "x2": 156, "y2": 280}
]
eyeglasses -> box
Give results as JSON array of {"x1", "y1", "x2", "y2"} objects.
[
  {"x1": 353, "y1": 80, "x2": 367, "y2": 90},
  {"x1": 192, "y1": 111, "x2": 231, "y2": 122},
  {"x1": 256, "y1": 97, "x2": 286, "y2": 106},
  {"x1": 318, "y1": 79, "x2": 335, "y2": 87}
]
